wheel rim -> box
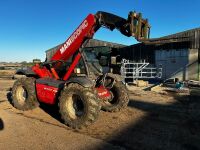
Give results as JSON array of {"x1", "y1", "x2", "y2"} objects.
[
  {"x1": 103, "y1": 87, "x2": 119, "y2": 106},
  {"x1": 16, "y1": 85, "x2": 28, "y2": 105},
  {"x1": 65, "y1": 94, "x2": 85, "y2": 120}
]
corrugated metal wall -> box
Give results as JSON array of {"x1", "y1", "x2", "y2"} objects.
[
  {"x1": 119, "y1": 44, "x2": 155, "y2": 63},
  {"x1": 153, "y1": 28, "x2": 200, "y2": 80},
  {"x1": 155, "y1": 49, "x2": 188, "y2": 80}
]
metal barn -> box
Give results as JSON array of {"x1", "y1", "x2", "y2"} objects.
[
  {"x1": 119, "y1": 28, "x2": 200, "y2": 81},
  {"x1": 45, "y1": 28, "x2": 200, "y2": 81}
]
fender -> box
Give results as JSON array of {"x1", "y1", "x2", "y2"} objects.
[
  {"x1": 66, "y1": 77, "x2": 94, "y2": 88},
  {"x1": 15, "y1": 67, "x2": 36, "y2": 76}
]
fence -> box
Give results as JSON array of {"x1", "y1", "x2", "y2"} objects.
[{"x1": 120, "y1": 59, "x2": 162, "y2": 83}]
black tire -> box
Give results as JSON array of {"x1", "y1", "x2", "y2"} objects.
[
  {"x1": 101, "y1": 81, "x2": 129, "y2": 112},
  {"x1": 12, "y1": 77, "x2": 39, "y2": 110},
  {"x1": 59, "y1": 83, "x2": 100, "y2": 129}
]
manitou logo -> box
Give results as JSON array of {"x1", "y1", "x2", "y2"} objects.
[
  {"x1": 98, "y1": 91, "x2": 108, "y2": 96},
  {"x1": 60, "y1": 20, "x2": 88, "y2": 54},
  {"x1": 44, "y1": 87, "x2": 57, "y2": 93}
]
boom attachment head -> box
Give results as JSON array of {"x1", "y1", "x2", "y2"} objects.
[
  {"x1": 95, "y1": 11, "x2": 150, "y2": 41},
  {"x1": 128, "y1": 11, "x2": 150, "y2": 41}
]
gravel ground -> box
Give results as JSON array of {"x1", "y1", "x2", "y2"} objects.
[{"x1": 0, "y1": 79, "x2": 200, "y2": 150}]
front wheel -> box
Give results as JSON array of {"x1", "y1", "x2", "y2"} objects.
[
  {"x1": 101, "y1": 81, "x2": 129, "y2": 112},
  {"x1": 12, "y1": 77, "x2": 39, "y2": 110},
  {"x1": 59, "y1": 83, "x2": 100, "y2": 129}
]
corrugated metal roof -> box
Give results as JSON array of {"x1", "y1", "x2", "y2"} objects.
[
  {"x1": 45, "y1": 39, "x2": 126, "y2": 53},
  {"x1": 144, "y1": 27, "x2": 200, "y2": 49},
  {"x1": 45, "y1": 39, "x2": 126, "y2": 61},
  {"x1": 85, "y1": 39, "x2": 125, "y2": 48}
]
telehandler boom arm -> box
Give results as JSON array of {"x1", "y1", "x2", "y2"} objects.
[
  {"x1": 51, "y1": 11, "x2": 150, "y2": 62},
  {"x1": 32, "y1": 11, "x2": 150, "y2": 80}
]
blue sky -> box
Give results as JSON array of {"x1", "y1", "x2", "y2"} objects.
[{"x1": 0, "y1": 0, "x2": 200, "y2": 62}]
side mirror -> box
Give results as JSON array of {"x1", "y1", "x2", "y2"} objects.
[
  {"x1": 111, "y1": 56, "x2": 117, "y2": 65},
  {"x1": 99, "y1": 56, "x2": 108, "y2": 66}
]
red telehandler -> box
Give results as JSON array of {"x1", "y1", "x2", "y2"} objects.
[{"x1": 12, "y1": 11, "x2": 150, "y2": 129}]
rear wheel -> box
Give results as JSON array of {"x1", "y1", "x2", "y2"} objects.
[
  {"x1": 101, "y1": 81, "x2": 129, "y2": 112},
  {"x1": 59, "y1": 83, "x2": 100, "y2": 129},
  {"x1": 12, "y1": 77, "x2": 39, "y2": 110}
]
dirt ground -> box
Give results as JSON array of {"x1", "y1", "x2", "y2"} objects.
[
  {"x1": 0, "y1": 78, "x2": 200, "y2": 150},
  {"x1": 0, "y1": 70, "x2": 16, "y2": 76}
]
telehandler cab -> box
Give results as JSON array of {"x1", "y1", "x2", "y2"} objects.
[{"x1": 12, "y1": 11, "x2": 150, "y2": 129}]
